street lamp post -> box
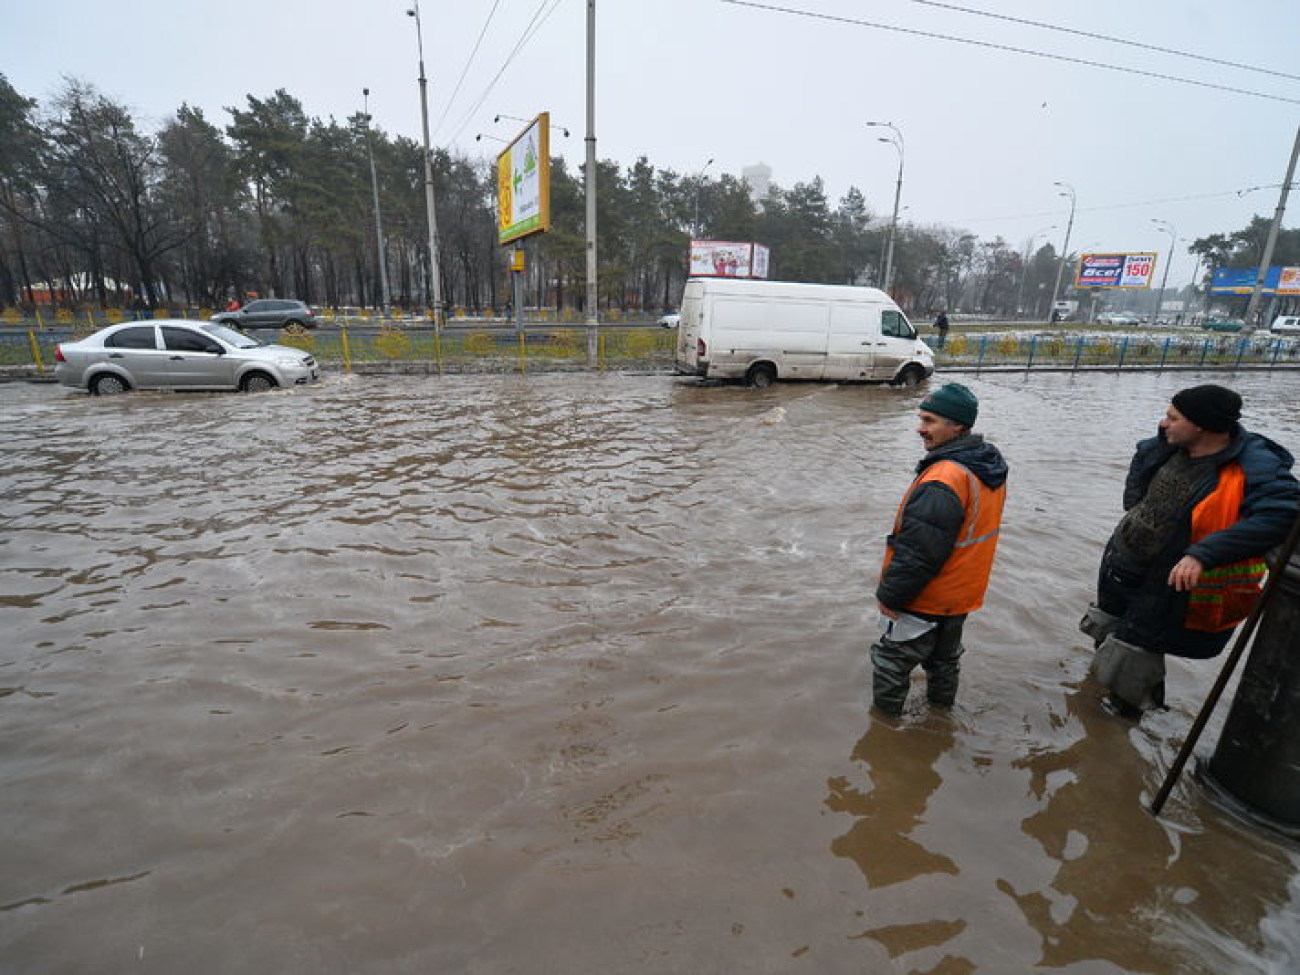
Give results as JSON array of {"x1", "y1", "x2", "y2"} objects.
[
  {"x1": 584, "y1": 0, "x2": 598, "y2": 359},
  {"x1": 1151, "y1": 219, "x2": 1177, "y2": 326},
  {"x1": 867, "y1": 121, "x2": 904, "y2": 293},
  {"x1": 1047, "y1": 181, "x2": 1076, "y2": 323},
  {"x1": 407, "y1": 0, "x2": 443, "y2": 327},
  {"x1": 362, "y1": 89, "x2": 391, "y2": 317}
]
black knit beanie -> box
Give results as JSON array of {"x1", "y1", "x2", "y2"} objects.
[{"x1": 1171, "y1": 384, "x2": 1242, "y2": 433}]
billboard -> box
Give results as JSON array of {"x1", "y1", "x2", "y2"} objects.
[
  {"x1": 496, "y1": 112, "x2": 551, "y2": 245},
  {"x1": 1075, "y1": 253, "x2": 1157, "y2": 289},
  {"x1": 1210, "y1": 266, "x2": 1300, "y2": 295},
  {"x1": 689, "y1": 240, "x2": 771, "y2": 278}
]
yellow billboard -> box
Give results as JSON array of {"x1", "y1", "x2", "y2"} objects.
[{"x1": 497, "y1": 112, "x2": 551, "y2": 245}]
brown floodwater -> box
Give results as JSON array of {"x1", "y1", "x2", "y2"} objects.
[{"x1": 3, "y1": 368, "x2": 1299, "y2": 974}]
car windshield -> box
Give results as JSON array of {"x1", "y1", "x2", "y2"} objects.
[{"x1": 202, "y1": 322, "x2": 262, "y2": 348}]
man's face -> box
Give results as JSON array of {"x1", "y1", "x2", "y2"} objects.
[
  {"x1": 1159, "y1": 404, "x2": 1202, "y2": 448},
  {"x1": 917, "y1": 410, "x2": 964, "y2": 451}
]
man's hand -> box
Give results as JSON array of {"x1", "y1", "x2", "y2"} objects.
[{"x1": 1168, "y1": 555, "x2": 1205, "y2": 592}]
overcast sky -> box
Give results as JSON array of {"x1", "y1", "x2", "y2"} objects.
[{"x1": 5, "y1": 0, "x2": 1298, "y2": 289}]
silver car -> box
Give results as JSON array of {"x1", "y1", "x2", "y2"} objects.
[{"x1": 54, "y1": 319, "x2": 321, "y2": 395}]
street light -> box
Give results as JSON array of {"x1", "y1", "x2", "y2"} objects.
[
  {"x1": 693, "y1": 157, "x2": 714, "y2": 236},
  {"x1": 1151, "y1": 219, "x2": 1177, "y2": 325},
  {"x1": 1047, "y1": 181, "x2": 1076, "y2": 323},
  {"x1": 407, "y1": 0, "x2": 444, "y2": 326},
  {"x1": 362, "y1": 88, "x2": 390, "y2": 317},
  {"x1": 495, "y1": 113, "x2": 571, "y2": 138},
  {"x1": 867, "y1": 121, "x2": 904, "y2": 293}
]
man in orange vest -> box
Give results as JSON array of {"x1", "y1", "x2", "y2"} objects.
[
  {"x1": 1080, "y1": 384, "x2": 1299, "y2": 717},
  {"x1": 873, "y1": 383, "x2": 1009, "y2": 717}
]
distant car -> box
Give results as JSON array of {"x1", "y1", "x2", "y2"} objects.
[
  {"x1": 1099, "y1": 311, "x2": 1142, "y2": 326},
  {"x1": 212, "y1": 298, "x2": 320, "y2": 330},
  {"x1": 657, "y1": 313, "x2": 681, "y2": 329},
  {"x1": 1270, "y1": 315, "x2": 1300, "y2": 334},
  {"x1": 1203, "y1": 318, "x2": 1245, "y2": 333},
  {"x1": 54, "y1": 319, "x2": 321, "y2": 395}
]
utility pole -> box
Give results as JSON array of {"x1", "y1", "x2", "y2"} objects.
[
  {"x1": 1243, "y1": 125, "x2": 1300, "y2": 332},
  {"x1": 409, "y1": 0, "x2": 443, "y2": 328},
  {"x1": 584, "y1": 0, "x2": 598, "y2": 364},
  {"x1": 362, "y1": 89, "x2": 391, "y2": 317},
  {"x1": 1047, "y1": 181, "x2": 1076, "y2": 324}
]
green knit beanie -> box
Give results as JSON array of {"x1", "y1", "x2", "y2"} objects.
[{"x1": 919, "y1": 382, "x2": 978, "y2": 427}]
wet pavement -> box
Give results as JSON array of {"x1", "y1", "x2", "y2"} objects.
[{"x1": 3, "y1": 370, "x2": 1299, "y2": 973}]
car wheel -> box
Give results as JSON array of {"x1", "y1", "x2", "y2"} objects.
[
  {"x1": 240, "y1": 372, "x2": 277, "y2": 393},
  {"x1": 285, "y1": 318, "x2": 308, "y2": 329},
  {"x1": 90, "y1": 374, "x2": 130, "y2": 396},
  {"x1": 894, "y1": 365, "x2": 925, "y2": 387},
  {"x1": 745, "y1": 363, "x2": 776, "y2": 388}
]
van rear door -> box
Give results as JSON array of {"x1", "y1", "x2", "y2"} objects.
[{"x1": 676, "y1": 282, "x2": 705, "y2": 374}]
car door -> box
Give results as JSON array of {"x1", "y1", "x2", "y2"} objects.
[
  {"x1": 870, "y1": 309, "x2": 918, "y2": 381},
  {"x1": 825, "y1": 302, "x2": 875, "y2": 380},
  {"x1": 244, "y1": 300, "x2": 279, "y2": 328},
  {"x1": 102, "y1": 324, "x2": 167, "y2": 386},
  {"x1": 161, "y1": 326, "x2": 237, "y2": 388}
]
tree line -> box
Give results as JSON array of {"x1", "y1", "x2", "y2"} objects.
[{"x1": 1, "y1": 74, "x2": 1295, "y2": 319}]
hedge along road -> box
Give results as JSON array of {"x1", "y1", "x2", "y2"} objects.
[{"x1": 2, "y1": 369, "x2": 1300, "y2": 973}]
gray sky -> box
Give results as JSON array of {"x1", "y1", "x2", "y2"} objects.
[{"x1": 5, "y1": 0, "x2": 1298, "y2": 289}]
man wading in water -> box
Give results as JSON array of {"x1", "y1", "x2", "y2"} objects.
[
  {"x1": 1080, "y1": 384, "x2": 1300, "y2": 717},
  {"x1": 872, "y1": 383, "x2": 1009, "y2": 717}
]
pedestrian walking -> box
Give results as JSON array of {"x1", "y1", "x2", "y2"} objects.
[
  {"x1": 1080, "y1": 384, "x2": 1300, "y2": 716},
  {"x1": 872, "y1": 383, "x2": 1009, "y2": 716}
]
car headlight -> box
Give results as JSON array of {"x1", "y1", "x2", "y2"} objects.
[{"x1": 273, "y1": 355, "x2": 304, "y2": 368}]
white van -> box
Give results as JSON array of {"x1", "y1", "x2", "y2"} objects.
[
  {"x1": 1270, "y1": 315, "x2": 1300, "y2": 334},
  {"x1": 675, "y1": 278, "x2": 935, "y2": 387}
]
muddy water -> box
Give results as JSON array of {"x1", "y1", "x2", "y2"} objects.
[{"x1": 3, "y1": 369, "x2": 1300, "y2": 973}]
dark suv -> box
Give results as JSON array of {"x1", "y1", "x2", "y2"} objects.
[{"x1": 212, "y1": 299, "x2": 320, "y2": 330}]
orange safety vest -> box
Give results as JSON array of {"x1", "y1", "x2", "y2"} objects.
[
  {"x1": 1185, "y1": 463, "x2": 1267, "y2": 632},
  {"x1": 881, "y1": 459, "x2": 1006, "y2": 616}
]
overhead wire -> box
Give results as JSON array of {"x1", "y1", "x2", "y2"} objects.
[
  {"x1": 720, "y1": 0, "x2": 1300, "y2": 106},
  {"x1": 441, "y1": 0, "x2": 566, "y2": 147},
  {"x1": 904, "y1": 0, "x2": 1300, "y2": 85},
  {"x1": 432, "y1": 0, "x2": 506, "y2": 138},
  {"x1": 951, "y1": 185, "x2": 1293, "y2": 234}
]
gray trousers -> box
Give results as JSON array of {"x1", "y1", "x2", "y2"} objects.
[{"x1": 870, "y1": 616, "x2": 966, "y2": 715}]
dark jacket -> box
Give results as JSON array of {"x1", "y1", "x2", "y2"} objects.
[
  {"x1": 876, "y1": 433, "x2": 1009, "y2": 616},
  {"x1": 1118, "y1": 426, "x2": 1299, "y2": 656}
]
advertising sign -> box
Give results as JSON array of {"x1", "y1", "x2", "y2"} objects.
[
  {"x1": 1075, "y1": 253, "x2": 1157, "y2": 289},
  {"x1": 689, "y1": 240, "x2": 771, "y2": 278},
  {"x1": 1208, "y1": 266, "x2": 1300, "y2": 295},
  {"x1": 496, "y1": 112, "x2": 551, "y2": 245}
]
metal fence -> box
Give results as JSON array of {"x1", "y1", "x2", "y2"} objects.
[
  {"x1": 0, "y1": 325, "x2": 679, "y2": 375},
  {"x1": 938, "y1": 331, "x2": 1300, "y2": 373},
  {"x1": 5, "y1": 324, "x2": 1300, "y2": 378}
]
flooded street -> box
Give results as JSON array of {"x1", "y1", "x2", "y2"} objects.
[{"x1": 4, "y1": 368, "x2": 1300, "y2": 973}]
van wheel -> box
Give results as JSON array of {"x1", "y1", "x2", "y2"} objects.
[
  {"x1": 894, "y1": 365, "x2": 925, "y2": 387},
  {"x1": 745, "y1": 364, "x2": 776, "y2": 388}
]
